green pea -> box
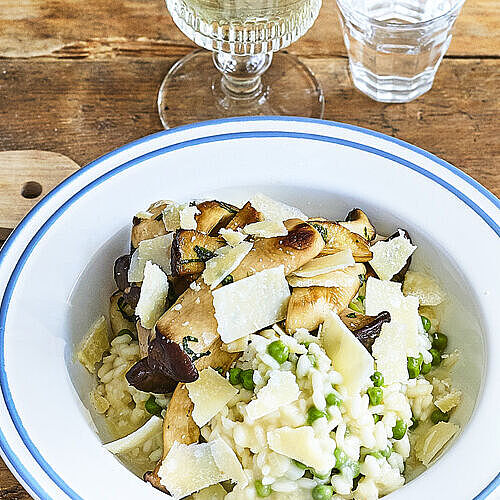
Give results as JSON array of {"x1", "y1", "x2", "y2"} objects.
[
  {"x1": 370, "y1": 371, "x2": 384, "y2": 387},
  {"x1": 369, "y1": 450, "x2": 384, "y2": 459},
  {"x1": 420, "y1": 315, "x2": 431, "y2": 333},
  {"x1": 145, "y1": 395, "x2": 163, "y2": 417},
  {"x1": 410, "y1": 417, "x2": 419, "y2": 430},
  {"x1": 380, "y1": 445, "x2": 392, "y2": 458},
  {"x1": 241, "y1": 369, "x2": 255, "y2": 390},
  {"x1": 334, "y1": 447, "x2": 348, "y2": 469},
  {"x1": 312, "y1": 484, "x2": 334, "y2": 500},
  {"x1": 421, "y1": 362, "x2": 432, "y2": 375},
  {"x1": 326, "y1": 392, "x2": 342, "y2": 407},
  {"x1": 429, "y1": 348, "x2": 442, "y2": 366},
  {"x1": 407, "y1": 355, "x2": 423, "y2": 379},
  {"x1": 255, "y1": 480, "x2": 271, "y2": 497},
  {"x1": 431, "y1": 409, "x2": 450, "y2": 424},
  {"x1": 267, "y1": 340, "x2": 289, "y2": 364},
  {"x1": 229, "y1": 367, "x2": 242, "y2": 385},
  {"x1": 373, "y1": 414, "x2": 381, "y2": 423},
  {"x1": 307, "y1": 407, "x2": 326, "y2": 425},
  {"x1": 432, "y1": 332, "x2": 448, "y2": 352},
  {"x1": 367, "y1": 387, "x2": 383, "y2": 406},
  {"x1": 292, "y1": 459, "x2": 308, "y2": 470},
  {"x1": 392, "y1": 419, "x2": 407, "y2": 440}
]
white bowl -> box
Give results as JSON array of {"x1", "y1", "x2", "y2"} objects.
[{"x1": 0, "y1": 117, "x2": 498, "y2": 500}]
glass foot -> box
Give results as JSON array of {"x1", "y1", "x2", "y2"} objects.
[{"x1": 158, "y1": 49, "x2": 324, "y2": 129}]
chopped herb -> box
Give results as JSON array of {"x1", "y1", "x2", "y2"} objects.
[
  {"x1": 358, "y1": 274, "x2": 366, "y2": 285},
  {"x1": 145, "y1": 395, "x2": 163, "y2": 417},
  {"x1": 155, "y1": 213, "x2": 164, "y2": 221},
  {"x1": 310, "y1": 223, "x2": 328, "y2": 243},
  {"x1": 217, "y1": 201, "x2": 238, "y2": 214},
  {"x1": 221, "y1": 274, "x2": 234, "y2": 286},
  {"x1": 182, "y1": 335, "x2": 211, "y2": 361},
  {"x1": 215, "y1": 366, "x2": 224, "y2": 375},
  {"x1": 349, "y1": 297, "x2": 364, "y2": 314},
  {"x1": 193, "y1": 245, "x2": 215, "y2": 262},
  {"x1": 346, "y1": 312, "x2": 357, "y2": 318},
  {"x1": 420, "y1": 315, "x2": 431, "y2": 332},
  {"x1": 364, "y1": 226, "x2": 369, "y2": 240},
  {"x1": 117, "y1": 296, "x2": 136, "y2": 322}
]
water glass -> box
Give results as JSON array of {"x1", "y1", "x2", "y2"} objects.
[{"x1": 336, "y1": 0, "x2": 466, "y2": 103}]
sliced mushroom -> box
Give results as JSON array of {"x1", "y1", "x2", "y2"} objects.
[
  {"x1": 161, "y1": 340, "x2": 238, "y2": 458},
  {"x1": 285, "y1": 263, "x2": 365, "y2": 333},
  {"x1": 154, "y1": 221, "x2": 325, "y2": 381},
  {"x1": 131, "y1": 202, "x2": 169, "y2": 250},
  {"x1": 339, "y1": 310, "x2": 391, "y2": 352},
  {"x1": 225, "y1": 201, "x2": 263, "y2": 230},
  {"x1": 388, "y1": 229, "x2": 413, "y2": 283},
  {"x1": 114, "y1": 254, "x2": 131, "y2": 292},
  {"x1": 171, "y1": 230, "x2": 225, "y2": 276},
  {"x1": 195, "y1": 200, "x2": 239, "y2": 235},
  {"x1": 338, "y1": 208, "x2": 376, "y2": 242},
  {"x1": 309, "y1": 219, "x2": 373, "y2": 262},
  {"x1": 136, "y1": 320, "x2": 151, "y2": 359},
  {"x1": 125, "y1": 357, "x2": 177, "y2": 394},
  {"x1": 145, "y1": 339, "x2": 239, "y2": 490}
]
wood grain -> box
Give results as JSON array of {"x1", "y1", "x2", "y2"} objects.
[
  {"x1": 0, "y1": 151, "x2": 80, "y2": 239},
  {"x1": 0, "y1": 57, "x2": 498, "y2": 196},
  {"x1": 0, "y1": 0, "x2": 498, "y2": 59},
  {"x1": 0, "y1": 461, "x2": 30, "y2": 499}
]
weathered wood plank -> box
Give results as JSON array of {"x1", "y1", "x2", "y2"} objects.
[
  {"x1": 0, "y1": 57, "x2": 498, "y2": 195},
  {"x1": 0, "y1": 461, "x2": 31, "y2": 499},
  {"x1": 0, "y1": 0, "x2": 498, "y2": 59}
]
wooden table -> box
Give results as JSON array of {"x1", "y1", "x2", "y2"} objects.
[{"x1": 0, "y1": 0, "x2": 498, "y2": 496}]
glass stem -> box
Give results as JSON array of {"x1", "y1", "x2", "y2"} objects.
[{"x1": 212, "y1": 52, "x2": 273, "y2": 99}]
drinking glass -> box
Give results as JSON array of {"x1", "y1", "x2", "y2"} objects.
[
  {"x1": 158, "y1": 0, "x2": 324, "y2": 128},
  {"x1": 336, "y1": 0, "x2": 466, "y2": 103}
]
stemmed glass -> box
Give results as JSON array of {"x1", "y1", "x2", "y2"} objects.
[{"x1": 158, "y1": 0, "x2": 324, "y2": 128}]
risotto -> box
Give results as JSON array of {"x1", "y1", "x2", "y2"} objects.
[{"x1": 77, "y1": 194, "x2": 462, "y2": 499}]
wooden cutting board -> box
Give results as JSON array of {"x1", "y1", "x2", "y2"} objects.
[{"x1": 0, "y1": 151, "x2": 80, "y2": 240}]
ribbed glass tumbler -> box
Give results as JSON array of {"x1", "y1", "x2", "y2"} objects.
[{"x1": 336, "y1": 0, "x2": 466, "y2": 103}]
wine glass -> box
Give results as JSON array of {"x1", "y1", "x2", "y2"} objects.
[{"x1": 158, "y1": 0, "x2": 324, "y2": 128}]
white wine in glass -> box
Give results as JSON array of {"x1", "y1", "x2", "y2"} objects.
[{"x1": 158, "y1": 0, "x2": 323, "y2": 128}]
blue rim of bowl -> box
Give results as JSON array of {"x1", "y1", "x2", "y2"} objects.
[{"x1": 0, "y1": 117, "x2": 498, "y2": 500}]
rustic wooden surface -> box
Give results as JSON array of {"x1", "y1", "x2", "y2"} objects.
[{"x1": 0, "y1": 0, "x2": 498, "y2": 496}]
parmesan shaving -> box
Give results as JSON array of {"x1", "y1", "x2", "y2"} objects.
[
  {"x1": 415, "y1": 422, "x2": 459, "y2": 466},
  {"x1": 369, "y1": 231, "x2": 416, "y2": 280},
  {"x1": 187, "y1": 368, "x2": 238, "y2": 427},
  {"x1": 128, "y1": 233, "x2": 173, "y2": 282},
  {"x1": 250, "y1": 193, "x2": 308, "y2": 222},
  {"x1": 219, "y1": 228, "x2": 247, "y2": 246},
  {"x1": 287, "y1": 264, "x2": 363, "y2": 288},
  {"x1": 434, "y1": 389, "x2": 462, "y2": 413},
  {"x1": 135, "y1": 261, "x2": 169, "y2": 329},
  {"x1": 403, "y1": 271, "x2": 445, "y2": 306},
  {"x1": 321, "y1": 311, "x2": 374, "y2": 395},
  {"x1": 163, "y1": 202, "x2": 200, "y2": 231},
  {"x1": 293, "y1": 249, "x2": 355, "y2": 277},
  {"x1": 158, "y1": 439, "x2": 244, "y2": 498},
  {"x1": 267, "y1": 426, "x2": 335, "y2": 472},
  {"x1": 213, "y1": 266, "x2": 290, "y2": 343},
  {"x1": 202, "y1": 241, "x2": 253, "y2": 289},
  {"x1": 246, "y1": 371, "x2": 300, "y2": 420},
  {"x1": 372, "y1": 322, "x2": 409, "y2": 384},
  {"x1": 104, "y1": 416, "x2": 162, "y2": 454},
  {"x1": 243, "y1": 220, "x2": 288, "y2": 238}
]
